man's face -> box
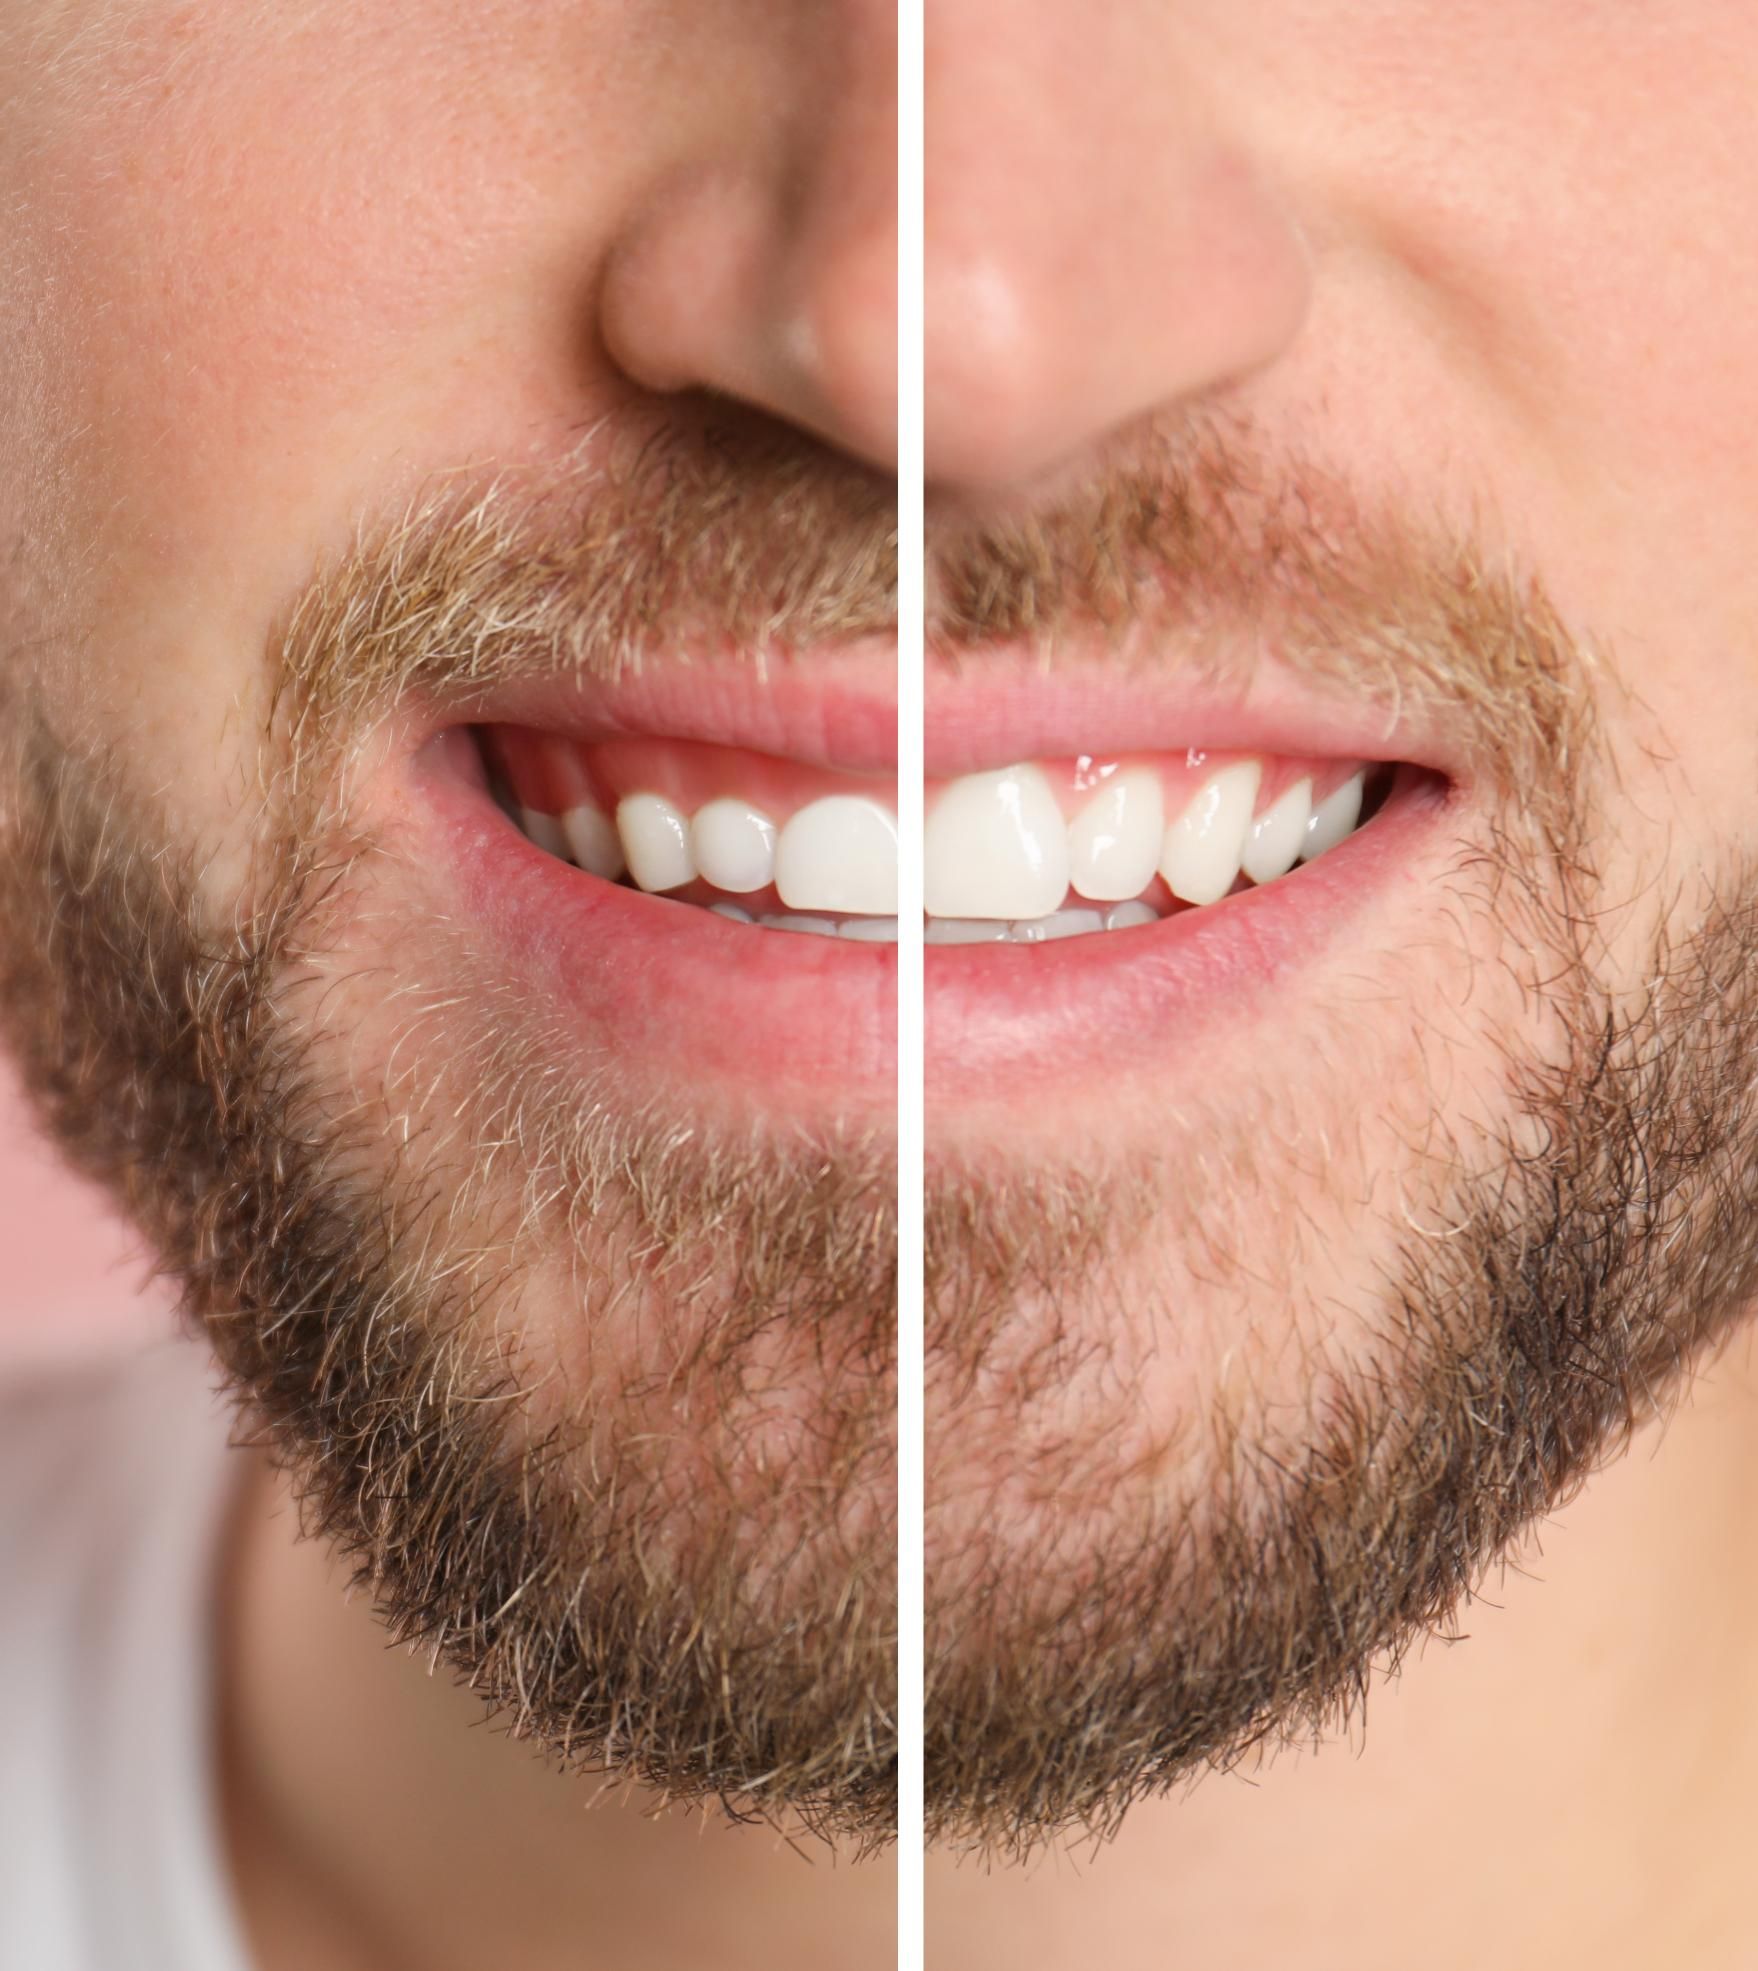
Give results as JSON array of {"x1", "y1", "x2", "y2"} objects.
[
  {"x1": 0, "y1": 0, "x2": 898, "y2": 1833},
  {"x1": 922, "y1": 2, "x2": 1758, "y2": 1845}
]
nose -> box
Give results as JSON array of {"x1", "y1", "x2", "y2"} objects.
[
  {"x1": 925, "y1": 6, "x2": 1309, "y2": 491},
  {"x1": 598, "y1": 11, "x2": 897, "y2": 474}
]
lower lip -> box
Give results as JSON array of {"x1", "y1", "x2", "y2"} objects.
[
  {"x1": 925, "y1": 767, "x2": 1451, "y2": 1102},
  {"x1": 395, "y1": 730, "x2": 896, "y2": 1111}
]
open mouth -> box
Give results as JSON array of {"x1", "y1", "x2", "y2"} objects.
[
  {"x1": 386, "y1": 656, "x2": 1454, "y2": 1114},
  {"x1": 475, "y1": 728, "x2": 1400, "y2": 945}
]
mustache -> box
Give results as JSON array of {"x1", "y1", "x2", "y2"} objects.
[
  {"x1": 272, "y1": 397, "x2": 1604, "y2": 821},
  {"x1": 927, "y1": 409, "x2": 1604, "y2": 805},
  {"x1": 271, "y1": 402, "x2": 898, "y2": 743}
]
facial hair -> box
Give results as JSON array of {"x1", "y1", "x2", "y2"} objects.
[
  {"x1": 921, "y1": 412, "x2": 1758, "y2": 1854},
  {"x1": 0, "y1": 408, "x2": 902, "y2": 1845}
]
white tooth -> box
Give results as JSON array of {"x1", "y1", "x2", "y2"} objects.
[
  {"x1": 1240, "y1": 778, "x2": 1313, "y2": 886},
  {"x1": 1301, "y1": 771, "x2": 1366, "y2": 862},
  {"x1": 925, "y1": 764, "x2": 1068, "y2": 920},
  {"x1": 761, "y1": 913, "x2": 839, "y2": 938},
  {"x1": 1068, "y1": 769, "x2": 1163, "y2": 902},
  {"x1": 838, "y1": 916, "x2": 900, "y2": 942},
  {"x1": 561, "y1": 804, "x2": 625, "y2": 881},
  {"x1": 709, "y1": 901, "x2": 753, "y2": 922},
  {"x1": 774, "y1": 796, "x2": 898, "y2": 914},
  {"x1": 1011, "y1": 908, "x2": 1105, "y2": 943},
  {"x1": 1160, "y1": 761, "x2": 1261, "y2": 907},
  {"x1": 1105, "y1": 900, "x2": 1160, "y2": 930},
  {"x1": 925, "y1": 917, "x2": 1010, "y2": 945},
  {"x1": 519, "y1": 808, "x2": 569, "y2": 860},
  {"x1": 616, "y1": 792, "x2": 695, "y2": 892},
  {"x1": 690, "y1": 797, "x2": 776, "y2": 894}
]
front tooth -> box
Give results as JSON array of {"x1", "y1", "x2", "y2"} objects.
[
  {"x1": 775, "y1": 796, "x2": 898, "y2": 914},
  {"x1": 1105, "y1": 900, "x2": 1160, "y2": 930},
  {"x1": 691, "y1": 797, "x2": 776, "y2": 894},
  {"x1": 1240, "y1": 778, "x2": 1312, "y2": 886},
  {"x1": 519, "y1": 807, "x2": 569, "y2": 860},
  {"x1": 839, "y1": 916, "x2": 900, "y2": 942},
  {"x1": 1068, "y1": 769, "x2": 1163, "y2": 902},
  {"x1": 1301, "y1": 771, "x2": 1365, "y2": 862},
  {"x1": 561, "y1": 804, "x2": 626, "y2": 881},
  {"x1": 616, "y1": 792, "x2": 695, "y2": 892},
  {"x1": 1160, "y1": 761, "x2": 1261, "y2": 907},
  {"x1": 925, "y1": 765, "x2": 1068, "y2": 920}
]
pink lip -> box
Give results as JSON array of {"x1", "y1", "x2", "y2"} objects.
[
  {"x1": 409, "y1": 638, "x2": 899, "y2": 776},
  {"x1": 924, "y1": 650, "x2": 1467, "y2": 784}
]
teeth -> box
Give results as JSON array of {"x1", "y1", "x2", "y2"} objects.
[
  {"x1": 925, "y1": 764, "x2": 1068, "y2": 920},
  {"x1": 1301, "y1": 771, "x2": 1365, "y2": 861},
  {"x1": 502, "y1": 747, "x2": 1380, "y2": 949},
  {"x1": 1239, "y1": 777, "x2": 1312, "y2": 887},
  {"x1": 775, "y1": 796, "x2": 899, "y2": 914},
  {"x1": 690, "y1": 797, "x2": 776, "y2": 894},
  {"x1": 1068, "y1": 768, "x2": 1164, "y2": 902},
  {"x1": 616, "y1": 792, "x2": 695, "y2": 893},
  {"x1": 1160, "y1": 760, "x2": 1261, "y2": 907},
  {"x1": 561, "y1": 804, "x2": 626, "y2": 881}
]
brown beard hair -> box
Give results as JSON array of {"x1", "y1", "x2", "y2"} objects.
[
  {"x1": 919, "y1": 414, "x2": 1758, "y2": 1853},
  {"x1": 0, "y1": 407, "x2": 901, "y2": 1845}
]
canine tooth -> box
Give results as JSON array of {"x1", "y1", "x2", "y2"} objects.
[
  {"x1": 1301, "y1": 771, "x2": 1365, "y2": 861},
  {"x1": 616, "y1": 792, "x2": 695, "y2": 892},
  {"x1": 925, "y1": 764, "x2": 1068, "y2": 919},
  {"x1": 775, "y1": 796, "x2": 898, "y2": 914},
  {"x1": 1105, "y1": 900, "x2": 1159, "y2": 930},
  {"x1": 1241, "y1": 778, "x2": 1312, "y2": 886},
  {"x1": 1068, "y1": 769, "x2": 1163, "y2": 901},
  {"x1": 762, "y1": 913, "x2": 839, "y2": 937},
  {"x1": 519, "y1": 808, "x2": 569, "y2": 860},
  {"x1": 1161, "y1": 761, "x2": 1260, "y2": 907},
  {"x1": 691, "y1": 797, "x2": 776, "y2": 894},
  {"x1": 561, "y1": 804, "x2": 625, "y2": 881},
  {"x1": 839, "y1": 916, "x2": 900, "y2": 942},
  {"x1": 925, "y1": 917, "x2": 1009, "y2": 945}
]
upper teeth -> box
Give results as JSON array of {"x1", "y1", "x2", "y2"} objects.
[
  {"x1": 923, "y1": 761, "x2": 1370, "y2": 920},
  {"x1": 505, "y1": 756, "x2": 1374, "y2": 937}
]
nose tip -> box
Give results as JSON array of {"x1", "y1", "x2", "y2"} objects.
[
  {"x1": 600, "y1": 150, "x2": 897, "y2": 476},
  {"x1": 924, "y1": 22, "x2": 1310, "y2": 493}
]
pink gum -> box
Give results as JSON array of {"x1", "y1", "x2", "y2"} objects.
[{"x1": 484, "y1": 729, "x2": 894, "y2": 820}]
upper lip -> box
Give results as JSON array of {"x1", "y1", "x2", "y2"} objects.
[
  {"x1": 924, "y1": 643, "x2": 1469, "y2": 786},
  {"x1": 405, "y1": 638, "x2": 899, "y2": 776}
]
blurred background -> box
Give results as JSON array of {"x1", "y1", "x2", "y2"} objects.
[{"x1": 0, "y1": 1056, "x2": 175, "y2": 1368}]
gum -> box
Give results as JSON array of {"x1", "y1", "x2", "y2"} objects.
[{"x1": 482, "y1": 728, "x2": 894, "y2": 822}]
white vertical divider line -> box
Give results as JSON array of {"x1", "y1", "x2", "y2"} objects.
[{"x1": 895, "y1": 0, "x2": 926, "y2": 1957}]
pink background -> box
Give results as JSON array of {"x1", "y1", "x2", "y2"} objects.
[{"x1": 0, "y1": 1055, "x2": 175, "y2": 1365}]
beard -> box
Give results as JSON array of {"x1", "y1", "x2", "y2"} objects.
[
  {"x1": 0, "y1": 410, "x2": 901, "y2": 1845},
  {"x1": 920, "y1": 416, "x2": 1758, "y2": 1853}
]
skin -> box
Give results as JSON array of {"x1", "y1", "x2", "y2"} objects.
[
  {"x1": 1, "y1": 2, "x2": 896, "y2": 1967},
  {"x1": 921, "y1": 0, "x2": 1758, "y2": 1959}
]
